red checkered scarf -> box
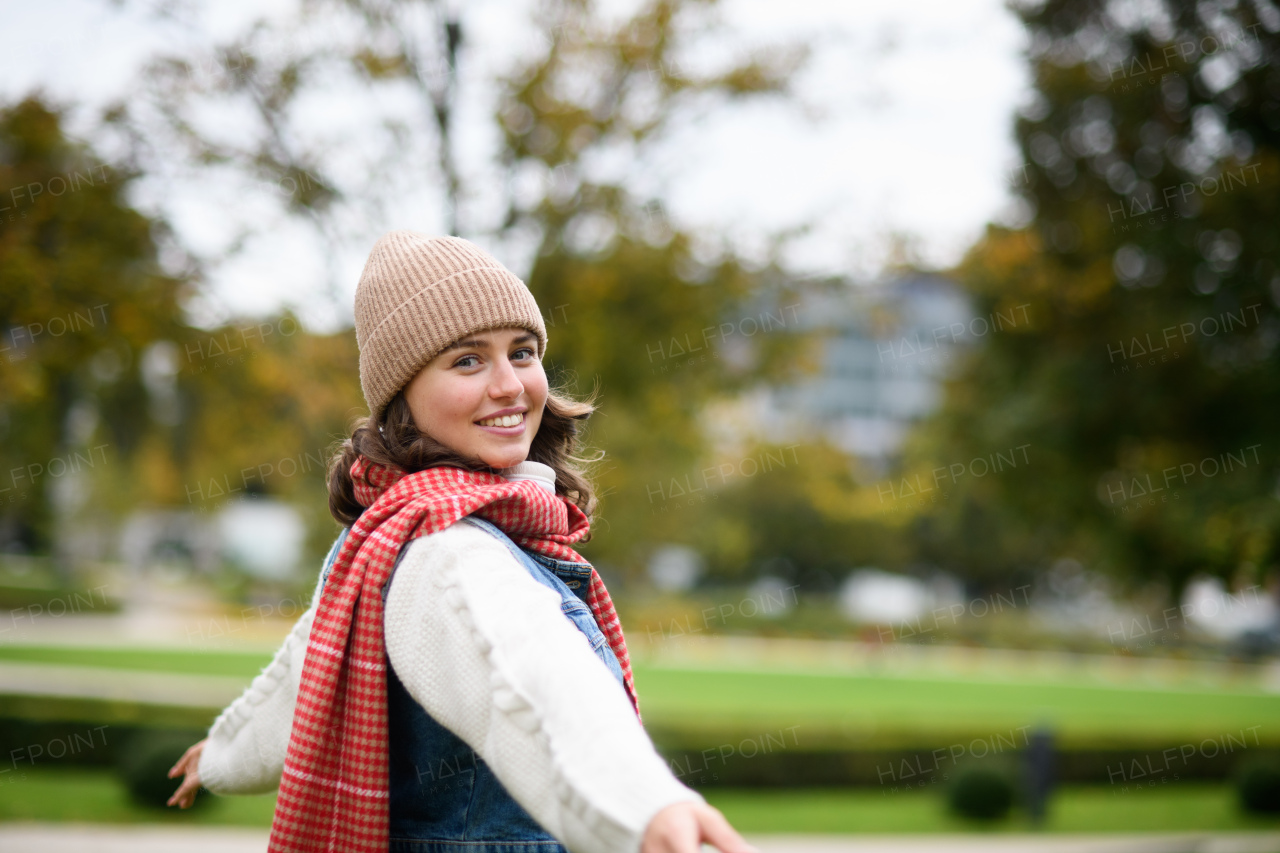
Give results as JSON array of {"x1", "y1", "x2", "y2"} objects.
[{"x1": 267, "y1": 456, "x2": 638, "y2": 853}]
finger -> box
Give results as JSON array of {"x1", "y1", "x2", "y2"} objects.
[
  {"x1": 696, "y1": 805, "x2": 756, "y2": 853},
  {"x1": 670, "y1": 808, "x2": 702, "y2": 853},
  {"x1": 167, "y1": 775, "x2": 200, "y2": 808},
  {"x1": 169, "y1": 744, "x2": 198, "y2": 777},
  {"x1": 166, "y1": 780, "x2": 188, "y2": 807},
  {"x1": 643, "y1": 805, "x2": 698, "y2": 853}
]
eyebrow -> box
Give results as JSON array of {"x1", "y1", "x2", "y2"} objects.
[{"x1": 442, "y1": 332, "x2": 536, "y2": 353}]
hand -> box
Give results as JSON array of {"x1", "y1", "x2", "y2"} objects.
[
  {"x1": 166, "y1": 739, "x2": 207, "y2": 809},
  {"x1": 641, "y1": 801, "x2": 757, "y2": 853}
]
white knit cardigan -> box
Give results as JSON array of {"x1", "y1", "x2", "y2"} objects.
[{"x1": 197, "y1": 461, "x2": 701, "y2": 853}]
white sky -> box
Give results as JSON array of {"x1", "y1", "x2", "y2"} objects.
[{"x1": 1, "y1": 0, "x2": 1031, "y2": 331}]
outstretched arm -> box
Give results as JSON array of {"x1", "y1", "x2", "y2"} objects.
[
  {"x1": 176, "y1": 531, "x2": 344, "y2": 802},
  {"x1": 192, "y1": 604, "x2": 316, "y2": 795},
  {"x1": 384, "y1": 521, "x2": 744, "y2": 853}
]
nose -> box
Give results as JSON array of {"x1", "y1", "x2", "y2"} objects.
[{"x1": 489, "y1": 355, "x2": 524, "y2": 400}]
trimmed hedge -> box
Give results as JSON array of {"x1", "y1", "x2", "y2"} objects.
[
  {"x1": 1235, "y1": 758, "x2": 1280, "y2": 814},
  {"x1": 116, "y1": 729, "x2": 208, "y2": 809},
  {"x1": 5, "y1": 713, "x2": 1280, "y2": 796},
  {"x1": 947, "y1": 767, "x2": 1015, "y2": 820}
]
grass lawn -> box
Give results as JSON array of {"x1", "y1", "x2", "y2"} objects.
[
  {"x1": 2, "y1": 769, "x2": 1278, "y2": 834},
  {"x1": 0, "y1": 768, "x2": 276, "y2": 826},
  {"x1": 633, "y1": 667, "x2": 1280, "y2": 748},
  {"x1": 2, "y1": 645, "x2": 1277, "y2": 748},
  {"x1": 0, "y1": 645, "x2": 271, "y2": 679}
]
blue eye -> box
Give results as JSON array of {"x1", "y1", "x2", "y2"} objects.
[
  {"x1": 513, "y1": 347, "x2": 536, "y2": 361},
  {"x1": 453, "y1": 355, "x2": 479, "y2": 368}
]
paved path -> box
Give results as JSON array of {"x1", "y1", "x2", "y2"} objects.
[
  {"x1": 751, "y1": 833, "x2": 1280, "y2": 852},
  {"x1": 0, "y1": 660, "x2": 247, "y2": 707},
  {"x1": 0, "y1": 823, "x2": 269, "y2": 852},
  {"x1": 6, "y1": 611, "x2": 1280, "y2": 694},
  {"x1": 1, "y1": 826, "x2": 1278, "y2": 853}
]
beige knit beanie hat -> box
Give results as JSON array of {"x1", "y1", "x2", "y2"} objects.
[{"x1": 353, "y1": 231, "x2": 547, "y2": 419}]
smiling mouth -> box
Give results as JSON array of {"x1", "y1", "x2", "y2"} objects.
[{"x1": 477, "y1": 412, "x2": 525, "y2": 428}]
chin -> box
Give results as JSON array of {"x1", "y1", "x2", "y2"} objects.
[{"x1": 482, "y1": 450, "x2": 529, "y2": 469}]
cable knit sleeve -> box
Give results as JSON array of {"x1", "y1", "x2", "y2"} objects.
[
  {"x1": 383, "y1": 521, "x2": 702, "y2": 853},
  {"x1": 197, "y1": 564, "x2": 328, "y2": 795}
]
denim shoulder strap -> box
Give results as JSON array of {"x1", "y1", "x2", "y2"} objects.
[
  {"x1": 457, "y1": 515, "x2": 625, "y2": 687},
  {"x1": 319, "y1": 527, "x2": 349, "y2": 589}
]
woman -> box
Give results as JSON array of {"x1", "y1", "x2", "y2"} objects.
[{"x1": 167, "y1": 232, "x2": 754, "y2": 853}]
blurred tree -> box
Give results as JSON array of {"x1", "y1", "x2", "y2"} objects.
[
  {"x1": 901, "y1": 0, "x2": 1280, "y2": 591},
  {"x1": 490, "y1": 1, "x2": 817, "y2": 574},
  {"x1": 173, "y1": 314, "x2": 363, "y2": 567},
  {"x1": 0, "y1": 97, "x2": 193, "y2": 566},
  {"x1": 0, "y1": 96, "x2": 363, "y2": 581},
  {"x1": 110, "y1": 0, "x2": 821, "y2": 580},
  {"x1": 692, "y1": 440, "x2": 908, "y2": 589},
  {"x1": 112, "y1": 0, "x2": 478, "y2": 306}
]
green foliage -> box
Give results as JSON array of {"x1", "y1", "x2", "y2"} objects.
[
  {"x1": 0, "y1": 98, "x2": 193, "y2": 558},
  {"x1": 1235, "y1": 756, "x2": 1280, "y2": 814},
  {"x1": 946, "y1": 766, "x2": 1015, "y2": 820},
  {"x1": 899, "y1": 1, "x2": 1280, "y2": 589},
  {"x1": 175, "y1": 317, "x2": 360, "y2": 560},
  {"x1": 705, "y1": 784, "x2": 1280, "y2": 834},
  {"x1": 115, "y1": 729, "x2": 207, "y2": 809},
  {"x1": 0, "y1": 96, "x2": 365, "y2": 578},
  {"x1": 524, "y1": 242, "x2": 812, "y2": 573},
  {"x1": 2, "y1": 770, "x2": 1275, "y2": 832},
  {"x1": 689, "y1": 441, "x2": 904, "y2": 587},
  {"x1": 488, "y1": 1, "x2": 814, "y2": 576},
  {"x1": 98, "y1": 0, "x2": 822, "y2": 582},
  {"x1": 11, "y1": 0, "x2": 1280, "y2": 597}
]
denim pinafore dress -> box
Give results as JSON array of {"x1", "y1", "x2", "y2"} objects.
[{"x1": 318, "y1": 515, "x2": 626, "y2": 853}]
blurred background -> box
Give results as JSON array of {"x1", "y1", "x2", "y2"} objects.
[{"x1": 2, "y1": 0, "x2": 1280, "y2": 847}]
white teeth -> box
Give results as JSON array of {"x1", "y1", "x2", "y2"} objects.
[{"x1": 479, "y1": 413, "x2": 523, "y2": 427}]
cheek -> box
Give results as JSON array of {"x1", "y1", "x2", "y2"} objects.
[
  {"x1": 529, "y1": 371, "x2": 550, "y2": 404},
  {"x1": 526, "y1": 372, "x2": 550, "y2": 421},
  {"x1": 412, "y1": 375, "x2": 483, "y2": 434},
  {"x1": 525, "y1": 362, "x2": 550, "y2": 399},
  {"x1": 437, "y1": 385, "x2": 484, "y2": 426}
]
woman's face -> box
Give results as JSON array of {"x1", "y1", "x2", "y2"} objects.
[{"x1": 403, "y1": 326, "x2": 548, "y2": 470}]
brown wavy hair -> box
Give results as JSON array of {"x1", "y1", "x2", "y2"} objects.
[{"x1": 326, "y1": 386, "x2": 599, "y2": 538}]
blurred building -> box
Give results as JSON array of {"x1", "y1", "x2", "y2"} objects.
[
  {"x1": 120, "y1": 509, "x2": 221, "y2": 575},
  {"x1": 741, "y1": 272, "x2": 973, "y2": 461},
  {"x1": 121, "y1": 496, "x2": 304, "y2": 581},
  {"x1": 647, "y1": 544, "x2": 704, "y2": 592}
]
